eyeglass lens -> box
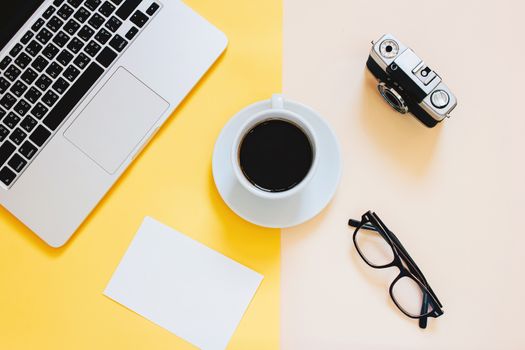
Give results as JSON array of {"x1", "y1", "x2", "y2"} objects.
[
  {"x1": 391, "y1": 276, "x2": 434, "y2": 317},
  {"x1": 354, "y1": 223, "x2": 394, "y2": 267}
]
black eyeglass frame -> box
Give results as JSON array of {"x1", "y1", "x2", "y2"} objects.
[{"x1": 348, "y1": 211, "x2": 443, "y2": 328}]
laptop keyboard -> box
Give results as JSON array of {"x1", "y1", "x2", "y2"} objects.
[{"x1": 0, "y1": 0, "x2": 161, "y2": 188}]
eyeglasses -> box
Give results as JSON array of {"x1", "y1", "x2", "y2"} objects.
[{"x1": 348, "y1": 211, "x2": 443, "y2": 328}]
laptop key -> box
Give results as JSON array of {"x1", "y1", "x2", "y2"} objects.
[
  {"x1": 73, "y1": 53, "x2": 91, "y2": 70},
  {"x1": 125, "y1": 26, "x2": 138, "y2": 40},
  {"x1": 21, "y1": 116, "x2": 38, "y2": 133},
  {"x1": 68, "y1": 0, "x2": 83, "y2": 8},
  {"x1": 0, "y1": 141, "x2": 16, "y2": 167},
  {"x1": 5, "y1": 65, "x2": 22, "y2": 82},
  {"x1": 21, "y1": 31, "x2": 35, "y2": 45},
  {"x1": 57, "y1": 50, "x2": 74, "y2": 66},
  {"x1": 85, "y1": 0, "x2": 102, "y2": 11},
  {"x1": 96, "y1": 47, "x2": 117, "y2": 68},
  {"x1": 43, "y1": 6, "x2": 56, "y2": 19},
  {"x1": 58, "y1": 4, "x2": 75, "y2": 20},
  {"x1": 64, "y1": 19, "x2": 81, "y2": 35},
  {"x1": 66, "y1": 38, "x2": 83, "y2": 54},
  {"x1": 9, "y1": 44, "x2": 23, "y2": 58},
  {"x1": 25, "y1": 87, "x2": 42, "y2": 103},
  {"x1": 116, "y1": 0, "x2": 142, "y2": 20},
  {"x1": 15, "y1": 52, "x2": 32, "y2": 69},
  {"x1": 10, "y1": 81, "x2": 28, "y2": 97},
  {"x1": 0, "y1": 167, "x2": 16, "y2": 186},
  {"x1": 52, "y1": 77, "x2": 70, "y2": 94},
  {"x1": 146, "y1": 3, "x2": 159, "y2": 16},
  {"x1": 3, "y1": 112, "x2": 21, "y2": 129},
  {"x1": 8, "y1": 154, "x2": 28, "y2": 173},
  {"x1": 78, "y1": 25, "x2": 95, "y2": 41},
  {"x1": 105, "y1": 16, "x2": 122, "y2": 32},
  {"x1": 0, "y1": 125, "x2": 8, "y2": 142},
  {"x1": 53, "y1": 31, "x2": 70, "y2": 47},
  {"x1": 21, "y1": 68, "x2": 38, "y2": 85},
  {"x1": 44, "y1": 62, "x2": 104, "y2": 130},
  {"x1": 110, "y1": 0, "x2": 123, "y2": 5},
  {"x1": 88, "y1": 13, "x2": 105, "y2": 29},
  {"x1": 14, "y1": 100, "x2": 31, "y2": 117},
  {"x1": 46, "y1": 62, "x2": 64, "y2": 78},
  {"x1": 99, "y1": 1, "x2": 116, "y2": 16},
  {"x1": 74, "y1": 7, "x2": 91, "y2": 23},
  {"x1": 95, "y1": 28, "x2": 112, "y2": 45},
  {"x1": 109, "y1": 34, "x2": 127, "y2": 52},
  {"x1": 31, "y1": 103, "x2": 49, "y2": 120},
  {"x1": 63, "y1": 65, "x2": 80, "y2": 81},
  {"x1": 36, "y1": 28, "x2": 54, "y2": 44},
  {"x1": 26, "y1": 40, "x2": 43, "y2": 56},
  {"x1": 46, "y1": 16, "x2": 64, "y2": 32},
  {"x1": 0, "y1": 78, "x2": 10, "y2": 94},
  {"x1": 35, "y1": 75, "x2": 53, "y2": 91},
  {"x1": 42, "y1": 90, "x2": 60, "y2": 107},
  {"x1": 43, "y1": 43, "x2": 60, "y2": 59},
  {"x1": 31, "y1": 19, "x2": 45, "y2": 32},
  {"x1": 1, "y1": 94, "x2": 17, "y2": 110},
  {"x1": 130, "y1": 10, "x2": 148, "y2": 28},
  {"x1": 31, "y1": 55, "x2": 50, "y2": 72},
  {"x1": 30, "y1": 125, "x2": 52, "y2": 147},
  {"x1": 0, "y1": 56, "x2": 12, "y2": 70},
  {"x1": 19, "y1": 141, "x2": 38, "y2": 160},
  {"x1": 84, "y1": 40, "x2": 102, "y2": 57},
  {"x1": 9, "y1": 128, "x2": 28, "y2": 145}
]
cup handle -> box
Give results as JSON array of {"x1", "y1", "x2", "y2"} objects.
[{"x1": 272, "y1": 94, "x2": 285, "y2": 109}]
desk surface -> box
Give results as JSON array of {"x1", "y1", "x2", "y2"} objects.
[
  {"x1": 0, "y1": 1, "x2": 281, "y2": 349},
  {"x1": 282, "y1": 0, "x2": 525, "y2": 348}
]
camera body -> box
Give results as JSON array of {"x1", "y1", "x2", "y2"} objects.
[{"x1": 367, "y1": 34, "x2": 457, "y2": 127}]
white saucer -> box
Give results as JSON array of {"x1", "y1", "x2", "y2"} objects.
[{"x1": 212, "y1": 97, "x2": 342, "y2": 228}]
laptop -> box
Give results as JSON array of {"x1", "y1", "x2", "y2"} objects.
[{"x1": 0, "y1": 0, "x2": 227, "y2": 247}]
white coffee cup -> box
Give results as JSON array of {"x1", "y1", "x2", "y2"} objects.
[{"x1": 231, "y1": 94, "x2": 319, "y2": 200}]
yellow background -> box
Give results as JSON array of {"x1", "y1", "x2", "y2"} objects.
[{"x1": 0, "y1": 0, "x2": 281, "y2": 348}]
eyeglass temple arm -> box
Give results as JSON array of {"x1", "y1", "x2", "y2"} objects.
[
  {"x1": 419, "y1": 293, "x2": 429, "y2": 329},
  {"x1": 348, "y1": 219, "x2": 375, "y2": 231}
]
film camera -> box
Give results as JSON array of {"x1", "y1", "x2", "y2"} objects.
[{"x1": 367, "y1": 34, "x2": 457, "y2": 127}]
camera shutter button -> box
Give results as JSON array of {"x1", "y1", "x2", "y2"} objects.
[{"x1": 431, "y1": 90, "x2": 450, "y2": 109}]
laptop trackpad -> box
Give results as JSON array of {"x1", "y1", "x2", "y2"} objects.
[{"x1": 65, "y1": 68, "x2": 169, "y2": 174}]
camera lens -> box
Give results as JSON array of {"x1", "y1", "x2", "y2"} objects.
[
  {"x1": 384, "y1": 90, "x2": 401, "y2": 108},
  {"x1": 378, "y1": 83, "x2": 408, "y2": 114}
]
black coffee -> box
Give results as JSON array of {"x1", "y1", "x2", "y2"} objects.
[{"x1": 239, "y1": 119, "x2": 313, "y2": 192}]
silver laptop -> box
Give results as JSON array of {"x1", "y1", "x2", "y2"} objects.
[{"x1": 0, "y1": 0, "x2": 227, "y2": 247}]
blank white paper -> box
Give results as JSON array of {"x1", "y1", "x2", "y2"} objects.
[{"x1": 104, "y1": 217, "x2": 263, "y2": 350}]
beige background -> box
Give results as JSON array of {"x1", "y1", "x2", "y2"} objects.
[{"x1": 282, "y1": 0, "x2": 525, "y2": 348}]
